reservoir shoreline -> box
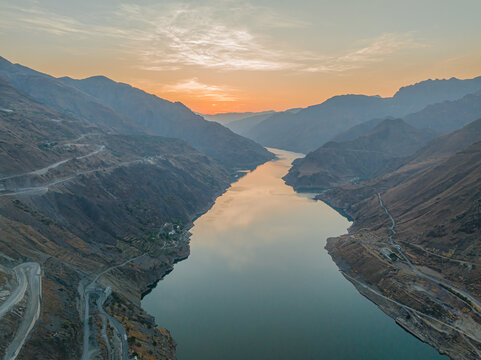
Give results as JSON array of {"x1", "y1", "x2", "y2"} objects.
[{"x1": 142, "y1": 149, "x2": 446, "y2": 360}]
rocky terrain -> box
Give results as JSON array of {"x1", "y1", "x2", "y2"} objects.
[
  {"x1": 0, "y1": 74, "x2": 269, "y2": 359},
  {"x1": 313, "y1": 120, "x2": 481, "y2": 359},
  {"x1": 284, "y1": 118, "x2": 436, "y2": 191},
  {"x1": 0, "y1": 56, "x2": 274, "y2": 171},
  {"x1": 317, "y1": 117, "x2": 481, "y2": 209}
]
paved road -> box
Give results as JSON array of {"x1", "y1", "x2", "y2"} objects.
[
  {"x1": 0, "y1": 265, "x2": 28, "y2": 320},
  {"x1": 77, "y1": 145, "x2": 105, "y2": 160},
  {"x1": 92, "y1": 254, "x2": 146, "y2": 284},
  {"x1": 95, "y1": 288, "x2": 129, "y2": 360},
  {"x1": 377, "y1": 193, "x2": 481, "y2": 314},
  {"x1": 0, "y1": 158, "x2": 151, "y2": 198},
  {"x1": 81, "y1": 254, "x2": 147, "y2": 360},
  {"x1": 82, "y1": 286, "x2": 130, "y2": 360},
  {"x1": 81, "y1": 285, "x2": 92, "y2": 360},
  {"x1": 98, "y1": 292, "x2": 113, "y2": 360},
  {"x1": 2, "y1": 262, "x2": 42, "y2": 360},
  {"x1": 0, "y1": 144, "x2": 106, "y2": 182}
]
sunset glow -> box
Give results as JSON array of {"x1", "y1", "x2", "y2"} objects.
[{"x1": 1, "y1": 0, "x2": 481, "y2": 114}]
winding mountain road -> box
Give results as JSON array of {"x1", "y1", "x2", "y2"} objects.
[
  {"x1": 377, "y1": 193, "x2": 481, "y2": 315},
  {"x1": 95, "y1": 289, "x2": 129, "y2": 360},
  {"x1": 0, "y1": 265, "x2": 28, "y2": 320},
  {"x1": 81, "y1": 254, "x2": 148, "y2": 360},
  {"x1": 0, "y1": 144, "x2": 105, "y2": 182},
  {"x1": 0, "y1": 262, "x2": 42, "y2": 360},
  {"x1": 0, "y1": 157, "x2": 154, "y2": 198}
]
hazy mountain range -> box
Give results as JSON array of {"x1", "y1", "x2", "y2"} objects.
[
  {"x1": 200, "y1": 110, "x2": 276, "y2": 124},
  {"x1": 0, "y1": 56, "x2": 273, "y2": 170},
  {"x1": 318, "y1": 115, "x2": 481, "y2": 209},
  {"x1": 232, "y1": 77, "x2": 481, "y2": 153},
  {"x1": 298, "y1": 85, "x2": 481, "y2": 359},
  {"x1": 284, "y1": 85, "x2": 481, "y2": 191},
  {"x1": 2, "y1": 51, "x2": 481, "y2": 360}
]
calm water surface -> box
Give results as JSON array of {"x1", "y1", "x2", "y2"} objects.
[{"x1": 142, "y1": 149, "x2": 446, "y2": 360}]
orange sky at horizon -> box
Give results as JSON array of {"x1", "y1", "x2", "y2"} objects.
[
  {"x1": 1, "y1": 1, "x2": 481, "y2": 115},
  {"x1": 16, "y1": 52, "x2": 480, "y2": 115}
]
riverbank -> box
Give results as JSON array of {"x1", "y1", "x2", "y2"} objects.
[
  {"x1": 96, "y1": 182, "x2": 234, "y2": 359},
  {"x1": 142, "y1": 149, "x2": 445, "y2": 360},
  {"x1": 323, "y1": 196, "x2": 481, "y2": 359},
  {"x1": 118, "y1": 160, "x2": 272, "y2": 359}
]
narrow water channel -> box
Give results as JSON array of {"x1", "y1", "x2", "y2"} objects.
[{"x1": 142, "y1": 149, "x2": 446, "y2": 360}]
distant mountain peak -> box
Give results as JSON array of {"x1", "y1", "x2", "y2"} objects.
[{"x1": 0, "y1": 57, "x2": 274, "y2": 169}]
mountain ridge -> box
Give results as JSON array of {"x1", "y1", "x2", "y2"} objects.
[
  {"x1": 0, "y1": 77, "x2": 234, "y2": 359},
  {"x1": 284, "y1": 118, "x2": 437, "y2": 190},
  {"x1": 243, "y1": 76, "x2": 481, "y2": 153},
  {"x1": 0, "y1": 56, "x2": 273, "y2": 170}
]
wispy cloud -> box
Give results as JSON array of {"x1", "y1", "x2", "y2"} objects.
[
  {"x1": 117, "y1": 5, "x2": 424, "y2": 73},
  {"x1": 163, "y1": 78, "x2": 239, "y2": 101},
  {"x1": 0, "y1": 6, "x2": 90, "y2": 36},
  {"x1": 0, "y1": 4, "x2": 128, "y2": 37},
  {"x1": 340, "y1": 33, "x2": 424, "y2": 63},
  {"x1": 116, "y1": 3, "x2": 297, "y2": 71},
  {"x1": 303, "y1": 33, "x2": 425, "y2": 73},
  {"x1": 0, "y1": 2, "x2": 425, "y2": 74}
]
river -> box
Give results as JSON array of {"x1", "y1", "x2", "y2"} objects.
[{"x1": 142, "y1": 149, "x2": 446, "y2": 360}]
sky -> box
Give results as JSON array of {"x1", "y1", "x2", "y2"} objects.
[{"x1": 1, "y1": 0, "x2": 481, "y2": 114}]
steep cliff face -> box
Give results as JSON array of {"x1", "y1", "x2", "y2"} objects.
[{"x1": 0, "y1": 77, "x2": 232, "y2": 359}]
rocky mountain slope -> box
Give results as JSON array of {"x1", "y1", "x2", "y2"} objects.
[
  {"x1": 404, "y1": 90, "x2": 481, "y2": 134},
  {"x1": 0, "y1": 77, "x2": 236, "y2": 359},
  {"x1": 330, "y1": 117, "x2": 387, "y2": 143},
  {"x1": 318, "y1": 117, "x2": 481, "y2": 210},
  {"x1": 246, "y1": 94, "x2": 391, "y2": 153},
  {"x1": 0, "y1": 56, "x2": 273, "y2": 170},
  {"x1": 59, "y1": 75, "x2": 273, "y2": 170},
  {"x1": 0, "y1": 77, "x2": 97, "y2": 176},
  {"x1": 285, "y1": 86, "x2": 481, "y2": 192},
  {"x1": 308, "y1": 117, "x2": 481, "y2": 359},
  {"x1": 243, "y1": 77, "x2": 481, "y2": 153},
  {"x1": 0, "y1": 58, "x2": 143, "y2": 135},
  {"x1": 284, "y1": 119, "x2": 436, "y2": 190},
  {"x1": 329, "y1": 89, "x2": 481, "y2": 144},
  {"x1": 324, "y1": 139, "x2": 481, "y2": 359}
]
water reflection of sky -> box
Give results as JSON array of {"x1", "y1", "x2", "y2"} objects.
[
  {"x1": 191, "y1": 149, "x2": 346, "y2": 270},
  {"x1": 143, "y1": 148, "x2": 447, "y2": 360}
]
